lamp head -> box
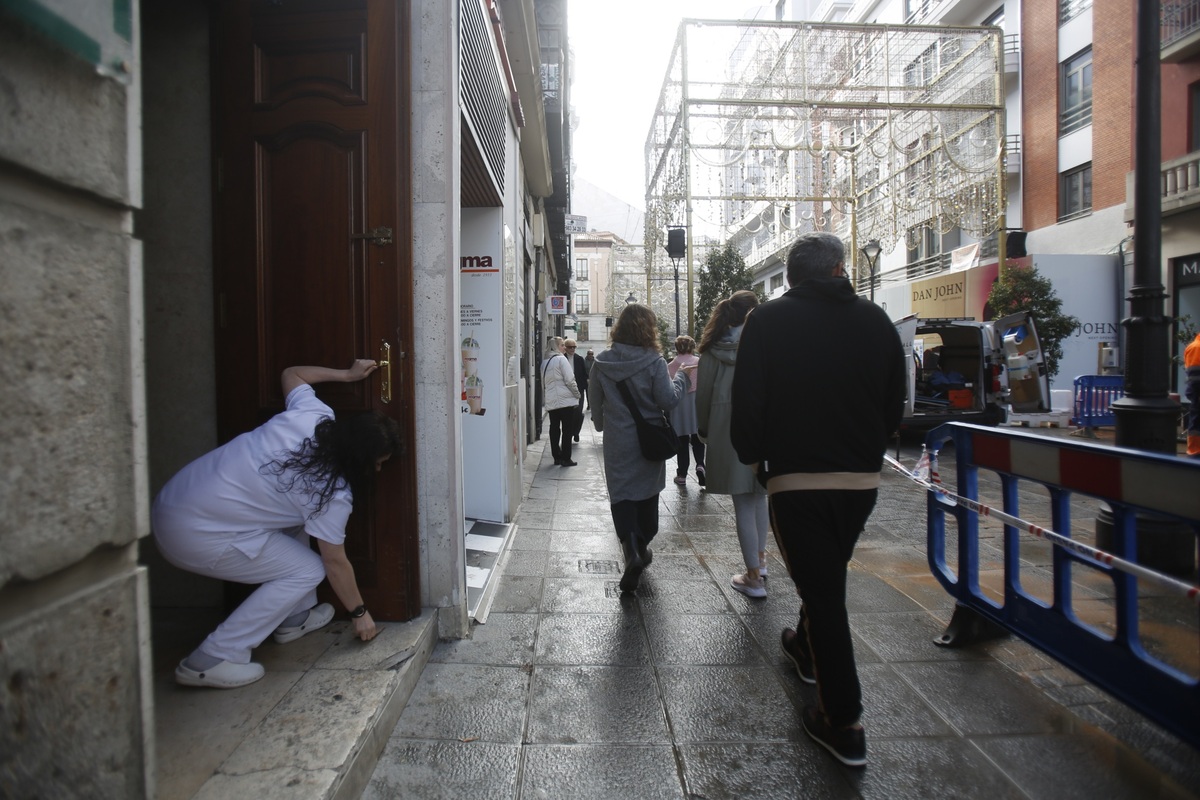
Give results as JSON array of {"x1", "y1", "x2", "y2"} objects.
[{"x1": 861, "y1": 239, "x2": 882, "y2": 264}]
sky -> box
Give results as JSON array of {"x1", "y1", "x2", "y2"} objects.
[{"x1": 567, "y1": 2, "x2": 775, "y2": 210}]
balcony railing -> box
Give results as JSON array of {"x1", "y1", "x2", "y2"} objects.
[
  {"x1": 1163, "y1": 0, "x2": 1200, "y2": 49},
  {"x1": 1060, "y1": 0, "x2": 1092, "y2": 25},
  {"x1": 906, "y1": 252, "x2": 952, "y2": 281},
  {"x1": 1005, "y1": 133, "x2": 1021, "y2": 174},
  {"x1": 1123, "y1": 150, "x2": 1200, "y2": 222},
  {"x1": 1004, "y1": 33, "x2": 1020, "y2": 74},
  {"x1": 1163, "y1": 151, "x2": 1200, "y2": 207}
]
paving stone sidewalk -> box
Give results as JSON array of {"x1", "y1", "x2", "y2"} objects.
[{"x1": 364, "y1": 431, "x2": 1200, "y2": 799}]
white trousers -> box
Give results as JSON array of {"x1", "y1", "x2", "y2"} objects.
[
  {"x1": 156, "y1": 526, "x2": 325, "y2": 663},
  {"x1": 732, "y1": 491, "x2": 770, "y2": 570}
]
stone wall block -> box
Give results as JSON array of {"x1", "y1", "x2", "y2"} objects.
[
  {"x1": 0, "y1": 199, "x2": 136, "y2": 582},
  {"x1": 0, "y1": 571, "x2": 150, "y2": 798}
]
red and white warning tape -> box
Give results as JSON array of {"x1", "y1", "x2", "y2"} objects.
[{"x1": 883, "y1": 452, "x2": 1200, "y2": 605}]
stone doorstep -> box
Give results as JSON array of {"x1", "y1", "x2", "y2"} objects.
[{"x1": 188, "y1": 609, "x2": 438, "y2": 800}]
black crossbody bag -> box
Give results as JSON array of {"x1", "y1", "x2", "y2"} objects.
[{"x1": 615, "y1": 379, "x2": 677, "y2": 461}]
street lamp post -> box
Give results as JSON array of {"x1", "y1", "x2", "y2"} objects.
[
  {"x1": 860, "y1": 239, "x2": 882, "y2": 304},
  {"x1": 666, "y1": 225, "x2": 687, "y2": 336}
]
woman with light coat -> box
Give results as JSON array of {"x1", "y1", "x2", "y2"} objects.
[
  {"x1": 541, "y1": 336, "x2": 581, "y2": 466},
  {"x1": 696, "y1": 290, "x2": 771, "y2": 599}
]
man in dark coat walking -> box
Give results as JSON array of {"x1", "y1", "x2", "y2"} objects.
[
  {"x1": 731, "y1": 231, "x2": 906, "y2": 769},
  {"x1": 564, "y1": 339, "x2": 589, "y2": 442}
]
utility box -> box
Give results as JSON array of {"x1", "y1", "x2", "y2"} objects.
[{"x1": 1097, "y1": 341, "x2": 1121, "y2": 375}]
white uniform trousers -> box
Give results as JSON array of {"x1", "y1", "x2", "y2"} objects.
[{"x1": 158, "y1": 527, "x2": 325, "y2": 664}]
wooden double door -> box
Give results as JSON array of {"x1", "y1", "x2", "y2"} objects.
[{"x1": 212, "y1": 0, "x2": 419, "y2": 620}]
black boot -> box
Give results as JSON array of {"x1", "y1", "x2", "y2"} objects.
[{"x1": 619, "y1": 532, "x2": 644, "y2": 592}]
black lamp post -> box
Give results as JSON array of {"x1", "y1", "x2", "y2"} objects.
[
  {"x1": 666, "y1": 225, "x2": 687, "y2": 336},
  {"x1": 625, "y1": 292, "x2": 637, "y2": 305},
  {"x1": 860, "y1": 239, "x2": 882, "y2": 304}
]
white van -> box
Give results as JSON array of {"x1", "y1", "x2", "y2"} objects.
[{"x1": 893, "y1": 312, "x2": 1051, "y2": 431}]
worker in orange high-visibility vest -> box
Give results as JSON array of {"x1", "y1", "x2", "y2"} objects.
[{"x1": 1186, "y1": 331, "x2": 1200, "y2": 457}]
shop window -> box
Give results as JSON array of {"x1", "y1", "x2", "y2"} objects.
[{"x1": 1059, "y1": 163, "x2": 1092, "y2": 220}]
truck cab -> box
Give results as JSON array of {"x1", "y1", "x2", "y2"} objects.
[{"x1": 893, "y1": 312, "x2": 1051, "y2": 431}]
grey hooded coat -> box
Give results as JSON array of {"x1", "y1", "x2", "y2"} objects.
[{"x1": 590, "y1": 343, "x2": 687, "y2": 503}]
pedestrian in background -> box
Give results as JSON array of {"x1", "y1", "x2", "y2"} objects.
[
  {"x1": 1186, "y1": 330, "x2": 1200, "y2": 457},
  {"x1": 590, "y1": 304, "x2": 688, "y2": 592},
  {"x1": 666, "y1": 335, "x2": 706, "y2": 486},
  {"x1": 541, "y1": 336, "x2": 580, "y2": 466},
  {"x1": 696, "y1": 290, "x2": 770, "y2": 599},
  {"x1": 584, "y1": 348, "x2": 596, "y2": 377},
  {"x1": 152, "y1": 360, "x2": 399, "y2": 688},
  {"x1": 564, "y1": 338, "x2": 589, "y2": 442},
  {"x1": 731, "y1": 232, "x2": 906, "y2": 768}
]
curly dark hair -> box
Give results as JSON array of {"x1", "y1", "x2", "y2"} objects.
[
  {"x1": 698, "y1": 290, "x2": 759, "y2": 353},
  {"x1": 262, "y1": 411, "x2": 403, "y2": 517},
  {"x1": 611, "y1": 303, "x2": 660, "y2": 352}
]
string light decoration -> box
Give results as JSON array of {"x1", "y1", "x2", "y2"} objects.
[{"x1": 644, "y1": 20, "x2": 1006, "y2": 320}]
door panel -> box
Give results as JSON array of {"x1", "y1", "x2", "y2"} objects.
[
  {"x1": 995, "y1": 311, "x2": 1051, "y2": 414},
  {"x1": 214, "y1": 0, "x2": 418, "y2": 619}
]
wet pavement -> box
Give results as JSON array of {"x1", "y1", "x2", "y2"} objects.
[{"x1": 361, "y1": 425, "x2": 1200, "y2": 800}]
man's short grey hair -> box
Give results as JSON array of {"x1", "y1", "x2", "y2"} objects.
[{"x1": 786, "y1": 232, "x2": 845, "y2": 286}]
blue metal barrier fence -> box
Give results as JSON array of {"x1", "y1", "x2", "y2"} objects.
[
  {"x1": 1071, "y1": 374, "x2": 1125, "y2": 430},
  {"x1": 924, "y1": 422, "x2": 1200, "y2": 749}
]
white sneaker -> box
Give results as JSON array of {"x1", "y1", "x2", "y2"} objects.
[
  {"x1": 273, "y1": 602, "x2": 335, "y2": 644},
  {"x1": 175, "y1": 659, "x2": 265, "y2": 689},
  {"x1": 731, "y1": 572, "x2": 767, "y2": 599}
]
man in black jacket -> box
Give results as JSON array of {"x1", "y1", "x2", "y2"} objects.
[
  {"x1": 731, "y1": 231, "x2": 905, "y2": 768},
  {"x1": 564, "y1": 339, "x2": 589, "y2": 442}
]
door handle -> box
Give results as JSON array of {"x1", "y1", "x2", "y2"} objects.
[
  {"x1": 352, "y1": 227, "x2": 394, "y2": 246},
  {"x1": 379, "y1": 341, "x2": 392, "y2": 404}
]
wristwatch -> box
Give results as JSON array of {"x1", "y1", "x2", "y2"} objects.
[{"x1": 349, "y1": 604, "x2": 368, "y2": 618}]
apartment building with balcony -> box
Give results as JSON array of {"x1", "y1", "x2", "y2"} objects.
[
  {"x1": 1132, "y1": 0, "x2": 1200, "y2": 387},
  {"x1": 777, "y1": 0, "x2": 1143, "y2": 389}
]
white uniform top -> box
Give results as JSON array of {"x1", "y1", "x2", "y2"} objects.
[{"x1": 152, "y1": 384, "x2": 353, "y2": 563}]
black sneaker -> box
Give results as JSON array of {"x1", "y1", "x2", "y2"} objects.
[
  {"x1": 696, "y1": 465, "x2": 706, "y2": 486},
  {"x1": 781, "y1": 628, "x2": 816, "y2": 684},
  {"x1": 802, "y1": 706, "x2": 866, "y2": 768}
]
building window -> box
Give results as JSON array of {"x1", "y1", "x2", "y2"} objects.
[
  {"x1": 1059, "y1": 0, "x2": 1092, "y2": 25},
  {"x1": 574, "y1": 289, "x2": 590, "y2": 314},
  {"x1": 1191, "y1": 82, "x2": 1200, "y2": 153},
  {"x1": 574, "y1": 257, "x2": 589, "y2": 281},
  {"x1": 769, "y1": 274, "x2": 784, "y2": 292},
  {"x1": 1059, "y1": 163, "x2": 1092, "y2": 220},
  {"x1": 1060, "y1": 48, "x2": 1092, "y2": 134}
]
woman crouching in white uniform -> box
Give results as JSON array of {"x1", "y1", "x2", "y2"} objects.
[{"x1": 152, "y1": 359, "x2": 401, "y2": 688}]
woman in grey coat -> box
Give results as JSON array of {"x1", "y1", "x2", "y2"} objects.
[
  {"x1": 696, "y1": 290, "x2": 771, "y2": 599},
  {"x1": 591, "y1": 304, "x2": 689, "y2": 592}
]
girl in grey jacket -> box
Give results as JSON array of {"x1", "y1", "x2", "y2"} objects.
[
  {"x1": 697, "y1": 291, "x2": 770, "y2": 599},
  {"x1": 591, "y1": 304, "x2": 688, "y2": 592}
]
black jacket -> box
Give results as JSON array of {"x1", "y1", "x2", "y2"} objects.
[
  {"x1": 731, "y1": 276, "x2": 906, "y2": 477},
  {"x1": 570, "y1": 352, "x2": 589, "y2": 397}
]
